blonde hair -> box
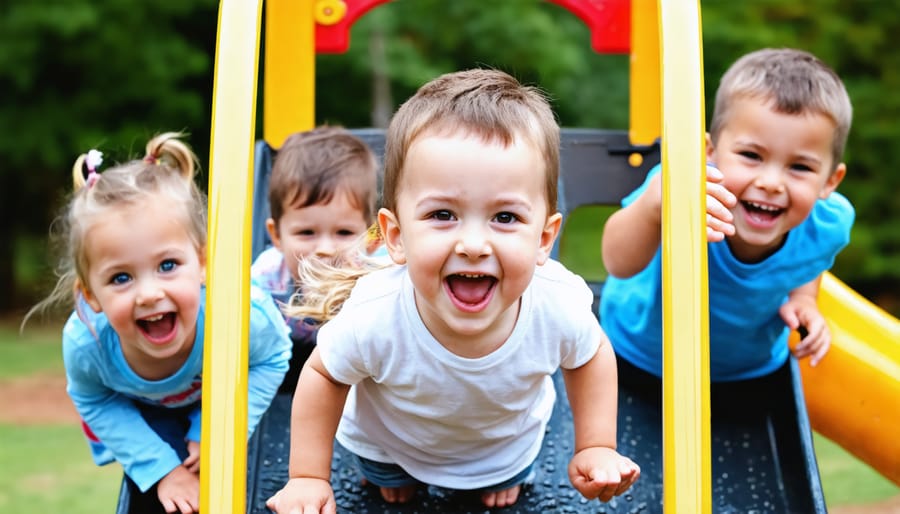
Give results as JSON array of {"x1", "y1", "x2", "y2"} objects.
[
  {"x1": 285, "y1": 69, "x2": 561, "y2": 322},
  {"x1": 284, "y1": 238, "x2": 390, "y2": 322},
  {"x1": 23, "y1": 132, "x2": 205, "y2": 327},
  {"x1": 710, "y1": 48, "x2": 853, "y2": 171}
]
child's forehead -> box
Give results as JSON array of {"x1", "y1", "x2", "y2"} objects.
[{"x1": 411, "y1": 125, "x2": 542, "y2": 153}]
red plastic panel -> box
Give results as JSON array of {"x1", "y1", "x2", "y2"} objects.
[{"x1": 314, "y1": 0, "x2": 630, "y2": 54}]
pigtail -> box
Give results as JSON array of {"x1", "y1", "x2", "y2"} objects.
[
  {"x1": 145, "y1": 132, "x2": 199, "y2": 182},
  {"x1": 285, "y1": 229, "x2": 392, "y2": 322}
]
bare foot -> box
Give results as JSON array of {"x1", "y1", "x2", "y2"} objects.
[
  {"x1": 379, "y1": 484, "x2": 417, "y2": 503},
  {"x1": 481, "y1": 484, "x2": 521, "y2": 508}
]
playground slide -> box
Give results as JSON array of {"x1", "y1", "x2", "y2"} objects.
[
  {"x1": 116, "y1": 132, "x2": 896, "y2": 514},
  {"x1": 794, "y1": 272, "x2": 900, "y2": 486}
]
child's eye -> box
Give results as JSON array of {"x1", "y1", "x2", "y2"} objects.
[
  {"x1": 739, "y1": 151, "x2": 761, "y2": 161},
  {"x1": 159, "y1": 259, "x2": 177, "y2": 273},
  {"x1": 337, "y1": 229, "x2": 358, "y2": 237},
  {"x1": 295, "y1": 229, "x2": 315, "y2": 236},
  {"x1": 790, "y1": 163, "x2": 814, "y2": 172},
  {"x1": 430, "y1": 210, "x2": 455, "y2": 221},
  {"x1": 494, "y1": 212, "x2": 518, "y2": 224},
  {"x1": 111, "y1": 273, "x2": 131, "y2": 285}
]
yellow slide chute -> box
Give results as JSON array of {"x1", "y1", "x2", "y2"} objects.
[{"x1": 793, "y1": 272, "x2": 900, "y2": 486}]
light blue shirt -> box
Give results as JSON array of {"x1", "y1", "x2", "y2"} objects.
[
  {"x1": 600, "y1": 165, "x2": 854, "y2": 381},
  {"x1": 63, "y1": 283, "x2": 291, "y2": 492}
]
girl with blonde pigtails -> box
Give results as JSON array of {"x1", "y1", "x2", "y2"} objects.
[{"x1": 25, "y1": 133, "x2": 291, "y2": 514}]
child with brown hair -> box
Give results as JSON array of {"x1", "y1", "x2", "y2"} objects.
[
  {"x1": 251, "y1": 126, "x2": 379, "y2": 392},
  {"x1": 601, "y1": 48, "x2": 854, "y2": 384},
  {"x1": 266, "y1": 69, "x2": 639, "y2": 513}
]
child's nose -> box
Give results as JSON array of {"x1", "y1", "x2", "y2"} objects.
[
  {"x1": 454, "y1": 224, "x2": 491, "y2": 258},
  {"x1": 754, "y1": 165, "x2": 786, "y2": 193},
  {"x1": 315, "y1": 237, "x2": 336, "y2": 257},
  {"x1": 135, "y1": 279, "x2": 165, "y2": 305}
]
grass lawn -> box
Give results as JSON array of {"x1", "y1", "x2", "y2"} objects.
[{"x1": 0, "y1": 424, "x2": 122, "y2": 514}]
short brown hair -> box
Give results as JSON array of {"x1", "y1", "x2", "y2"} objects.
[
  {"x1": 268, "y1": 126, "x2": 378, "y2": 226},
  {"x1": 382, "y1": 68, "x2": 560, "y2": 213},
  {"x1": 710, "y1": 48, "x2": 852, "y2": 171}
]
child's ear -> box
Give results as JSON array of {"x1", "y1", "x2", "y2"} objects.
[
  {"x1": 198, "y1": 246, "x2": 207, "y2": 284},
  {"x1": 265, "y1": 218, "x2": 282, "y2": 251},
  {"x1": 820, "y1": 163, "x2": 846, "y2": 199},
  {"x1": 536, "y1": 212, "x2": 563, "y2": 265},
  {"x1": 378, "y1": 208, "x2": 406, "y2": 265},
  {"x1": 705, "y1": 133, "x2": 716, "y2": 161},
  {"x1": 77, "y1": 280, "x2": 102, "y2": 313}
]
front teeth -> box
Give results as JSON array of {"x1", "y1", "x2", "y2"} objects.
[
  {"x1": 143, "y1": 314, "x2": 164, "y2": 322},
  {"x1": 458, "y1": 273, "x2": 487, "y2": 278},
  {"x1": 746, "y1": 201, "x2": 780, "y2": 212}
]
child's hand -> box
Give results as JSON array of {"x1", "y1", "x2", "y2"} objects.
[
  {"x1": 266, "y1": 477, "x2": 336, "y2": 514},
  {"x1": 705, "y1": 164, "x2": 737, "y2": 242},
  {"x1": 157, "y1": 465, "x2": 200, "y2": 514},
  {"x1": 183, "y1": 440, "x2": 200, "y2": 473},
  {"x1": 780, "y1": 297, "x2": 830, "y2": 366},
  {"x1": 568, "y1": 447, "x2": 640, "y2": 502}
]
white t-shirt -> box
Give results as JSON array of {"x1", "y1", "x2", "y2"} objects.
[{"x1": 317, "y1": 259, "x2": 604, "y2": 489}]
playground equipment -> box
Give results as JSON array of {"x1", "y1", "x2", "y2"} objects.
[{"x1": 114, "y1": 0, "x2": 899, "y2": 512}]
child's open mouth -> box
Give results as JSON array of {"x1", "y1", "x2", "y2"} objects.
[
  {"x1": 137, "y1": 313, "x2": 177, "y2": 344},
  {"x1": 742, "y1": 200, "x2": 784, "y2": 227},
  {"x1": 445, "y1": 273, "x2": 497, "y2": 313}
]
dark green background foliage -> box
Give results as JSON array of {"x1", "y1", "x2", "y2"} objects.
[{"x1": 2, "y1": 0, "x2": 897, "y2": 315}]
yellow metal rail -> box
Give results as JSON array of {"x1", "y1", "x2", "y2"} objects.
[
  {"x1": 201, "y1": 2, "x2": 263, "y2": 512},
  {"x1": 657, "y1": 1, "x2": 712, "y2": 512}
]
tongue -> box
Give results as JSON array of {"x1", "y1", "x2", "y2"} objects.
[
  {"x1": 447, "y1": 276, "x2": 494, "y2": 304},
  {"x1": 747, "y1": 207, "x2": 779, "y2": 223},
  {"x1": 140, "y1": 313, "x2": 176, "y2": 340}
]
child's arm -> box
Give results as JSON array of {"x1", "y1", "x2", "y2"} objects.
[
  {"x1": 563, "y1": 341, "x2": 640, "y2": 502},
  {"x1": 602, "y1": 165, "x2": 735, "y2": 279},
  {"x1": 601, "y1": 172, "x2": 664, "y2": 278},
  {"x1": 63, "y1": 336, "x2": 185, "y2": 493},
  {"x1": 246, "y1": 285, "x2": 293, "y2": 437},
  {"x1": 266, "y1": 348, "x2": 350, "y2": 514},
  {"x1": 779, "y1": 275, "x2": 830, "y2": 366}
]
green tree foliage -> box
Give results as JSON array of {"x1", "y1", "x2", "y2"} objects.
[
  {"x1": 3, "y1": 0, "x2": 898, "y2": 315},
  {"x1": 0, "y1": 0, "x2": 217, "y2": 310}
]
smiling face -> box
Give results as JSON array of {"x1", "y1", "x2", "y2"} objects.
[
  {"x1": 379, "y1": 132, "x2": 561, "y2": 356},
  {"x1": 267, "y1": 191, "x2": 370, "y2": 281},
  {"x1": 80, "y1": 200, "x2": 206, "y2": 378},
  {"x1": 708, "y1": 96, "x2": 846, "y2": 262}
]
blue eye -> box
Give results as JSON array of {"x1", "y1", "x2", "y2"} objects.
[
  {"x1": 111, "y1": 273, "x2": 131, "y2": 285},
  {"x1": 159, "y1": 259, "x2": 177, "y2": 273}
]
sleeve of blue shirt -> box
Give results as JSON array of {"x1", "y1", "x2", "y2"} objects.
[
  {"x1": 63, "y1": 322, "x2": 183, "y2": 493},
  {"x1": 187, "y1": 406, "x2": 202, "y2": 443},
  {"x1": 246, "y1": 282, "x2": 292, "y2": 436}
]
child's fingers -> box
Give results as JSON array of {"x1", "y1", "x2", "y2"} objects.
[
  {"x1": 706, "y1": 164, "x2": 724, "y2": 182},
  {"x1": 161, "y1": 498, "x2": 176, "y2": 514}
]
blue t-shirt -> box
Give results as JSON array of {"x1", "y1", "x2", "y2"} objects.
[
  {"x1": 600, "y1": 165, "x2": 854, "y2": 381},
  {"x1": 63, "y1": 283, "x2": 291, "y2": 492}
]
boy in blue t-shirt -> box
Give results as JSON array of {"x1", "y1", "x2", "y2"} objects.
[
  {"x1": 600, "y1": 48, "x2": 854, "y2": 383},
  {"x1": 251, "y1": 126, "x2": 379, "y2": 392}
]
